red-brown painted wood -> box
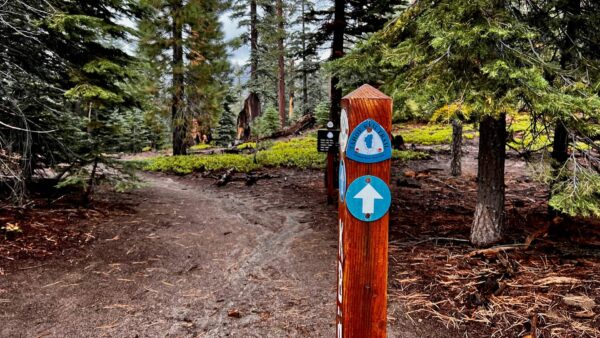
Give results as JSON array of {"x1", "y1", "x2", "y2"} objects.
[{"x1": 337, "y1": 84, "x2": 392, "y2": 338}]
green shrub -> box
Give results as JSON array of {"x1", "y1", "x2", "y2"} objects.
[
  {"x1": 252, "y1": 106, "x2": 280, "y2": 138},
  {"x1": 144, "y1": 135, "x2": 430, "y2": 175},
  {"x1": 190, "y1": 143, "x2": 213, "y2": 151},
  {"x1": 256, "y1": 137, "x2": 326, "y2": 169},
  {"x1": 399, "y1": 124, "x2": 475, "y2": 145},
  {"x1": 237, "y1": 142, "x2": 256, "y2": 150},
  {"x1": 550, "y1": 168, "x2": 600, "y2": 217},
  {"x1": 315, "y1": 101, "x2": 330, "y2": 127},
  {"x1": 392, "y1": 150, "x2": 430, "y2": 161},
  {"x1": 144, "y1": 154, "x2": 259, "y2": 174},
  {"x1": 507, "y1": 115, "x2": 552, "y2": 151}
]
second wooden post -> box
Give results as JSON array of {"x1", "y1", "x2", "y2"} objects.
[{"x1": 337, "y1": 84, "x2": 392, "y2": 338}]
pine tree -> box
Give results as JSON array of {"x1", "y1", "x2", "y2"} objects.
[
  {"x1": 252, "y1": 106, "x2": 280, "y2": 137},
  {"x1": 1, "y1": 0, "x2": 144, "y2": 201},
  {"x1": 330, "y1": 0, "x2": 600, "y2": 245},
  {"x1": 521, "y1": 0, "x2": 600, "y2": 219},
  {"x1": 139, "y1": 0, "x2": 230, "y2": 155},
  {"x1": 214, "y1": 96, "x2": 238, "y2": 147}
]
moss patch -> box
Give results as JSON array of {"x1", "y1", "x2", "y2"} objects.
[
  {"x1": 398, "y1": 124, "x2": 476, "y2": 145},
  {"x1": 189, "y1": 144, "x2": 213, "y2": 151},
  {"x1": 144, "y1": 135, "x2": 430, "y2": 175}
]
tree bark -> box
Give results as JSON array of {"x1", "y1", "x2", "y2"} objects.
[
  {"x1": 276, "y1": 0, "x2": 286, "y2": 128},
  {"x1": 326, "y1": 0, "x2": 345, "y2": 202},
  {"x1": 250, "y1": 0, "x2": 258, "y2": 85},
  {"x1": 236, "y1": 93, "x2": 261, "y2": 140},
  {"x1": 301, "y1": 0, "x2": 308, "y2": 115},
  {"x1": 236, "y1": 1, "x2": 261, "y2": 142},
  {"x1": 171, "y1": 0, "x2": 186, "y2": 155},
  {"x1": 471, "y1": 114, "x2": 506, "y2": 247},
  {"x1": 289, "y1": 58, "x2": 295, "y2": 121},
  {"x1": 329, "y1": 0, "x2": 346, "y2": 127},
  {"x1": 450, "y1": 118, "x2": 463, "y2": 176},
  {"x1": 551, "y1": 122, "x2": 569, "y2": 166}
]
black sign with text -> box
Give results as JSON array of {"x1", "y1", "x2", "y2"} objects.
[{"x1": 317, "y1": 129, "x2": 340, "y2": 152}]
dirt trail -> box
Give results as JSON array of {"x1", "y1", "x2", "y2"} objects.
[
  {"x1": 0, "y1": 171, "x2": 331, "y2": 337},
  {"x1": 1, "y1": 170, "x2": 451, "y2": 337}
]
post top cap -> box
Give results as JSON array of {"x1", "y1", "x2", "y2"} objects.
[{"x1": 342, "y1": 84, "x2": 391, "y2": 100}]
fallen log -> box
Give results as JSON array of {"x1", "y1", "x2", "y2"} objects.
[{"x1": 259, "y1": 114, "x2": 315, "y2": 141}]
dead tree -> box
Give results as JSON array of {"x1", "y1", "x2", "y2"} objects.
[{"x1": 236, "y1": 93, "x2": 261, "y2": 140}]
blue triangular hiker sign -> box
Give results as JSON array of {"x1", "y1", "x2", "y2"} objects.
[{"x1": 346, "y1": 119, "x2": 392, "y2": 164}]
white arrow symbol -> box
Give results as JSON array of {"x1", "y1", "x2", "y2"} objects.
[{"x1": 353, "y1": 183, "x2": 383, "y2": 214}]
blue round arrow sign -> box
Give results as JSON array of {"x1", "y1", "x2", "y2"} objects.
[
  {"x1": 346, "y1": 119, "x2": 392, "y2": 164},
  {"x1": 345, "y1": 175, "x2": 391, "y2": 222},
  {"x1": 339, "y1": 159, "x2": 346, "y2": 202}
]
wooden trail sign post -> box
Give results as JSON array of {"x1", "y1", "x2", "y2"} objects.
[{"x1": 337, "y1": 84, "x2": 392, "y2": 338}]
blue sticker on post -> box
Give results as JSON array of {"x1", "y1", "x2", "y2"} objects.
[
  {"x1": 339, "y1": 159, "x2": 346, "y2": 202},
  {"x1": 346, "y1": 119, "x2": 392, "y2": 164},
  {"x1": 346, "y1": 175, "x2": 391, "y2": 222}
]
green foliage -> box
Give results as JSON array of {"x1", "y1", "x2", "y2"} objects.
[
  {"x1": 214, "y1": 95, "x2": 238, "y2": 147},
  {"x1": 392, "y1": 150, "x2": 430, "y2": 161},
  {"x1": 0, "y1": 0, "x2": 147, "y2": 202},
  {"x1": 252, "y1": 106, "x2": 280, "y2": 138},
  {"x1": 139, "y1": 0, "x2": 231, "y2": 149},
  {"x1": 190, "y1": 144, "x2": 213, "y2": 151},
  {"x1": 328, "y1": 0, "x2": 600, "y2": 123},
  {"x1": 315, "y1": 101, "x2": 331, "y2": 127},
  {"x1": 144, "y1": 136, "x2": 327, "y2": 174},
  {"x1": 145, "y1": 135, "x2": 432, "y2": 176},
  {"x1": 507, "y1": 115, "x2": 552, "y2": 152},
  {"x1": 255, "y1": 137, "x2": 325, "y2": 169},
  {"x1": 549, "y1": 168, "x2": 600, "y2": 218},
  {"x1": 55, "y1": 160, "x2": 143, "y2": 193},
  {"x1": 145, "y1": 154, "x2": 260, "y2": 174},
  {"x1": 237, "y1": 142, "x2": 257, "y2": 150},
  {"x1": 399, "y1": 124, "x2": 475, "y2": 145}
]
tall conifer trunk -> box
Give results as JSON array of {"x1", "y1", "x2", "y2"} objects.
[
  {"x1": 471, "y1": 114, "x2": 506, "y2": 247},
  {"x1": 171, "y1": 0, "x2": 186, "y2": 155},
  {"x1": 236, "y1": 0, "x2": 260, "y2": 140},
  {"x1": 301, "y1": 0, "x2": 308, "y2": 115},
  {"x1": 248, "y1": 0, "x2": 261, "y2": 121},
  {"x1": 276, "y1": 0, "x2": 286, "y2": 127},
  {"x1": 250, "y1": 0, "x2": 258, "y2": 85},
  {"x1": 451, "y1": 118, "x2": 463, "y2": 176},
  {"x1": 329, "y1": 0, "x2": 345, "y2": 126},
  {"x1": 325, "y1": 0, "x2": 345, "y2": 203}
]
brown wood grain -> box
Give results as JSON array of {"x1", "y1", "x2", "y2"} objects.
[{"x1": 337, "y1": 84, "x2": 392, "y2": 338}]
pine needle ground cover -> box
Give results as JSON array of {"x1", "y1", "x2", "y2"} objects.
[
  {"x1": 143, "y1": 136, "x2": 429, "y2": 174},
  {"x1": 388, "y1": 169, "x2": 600, "y2": 337}
]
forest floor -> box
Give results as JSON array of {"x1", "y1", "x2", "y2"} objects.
[{"x1": 1, "y1": 140, "x2": 600, "y2": 337}]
